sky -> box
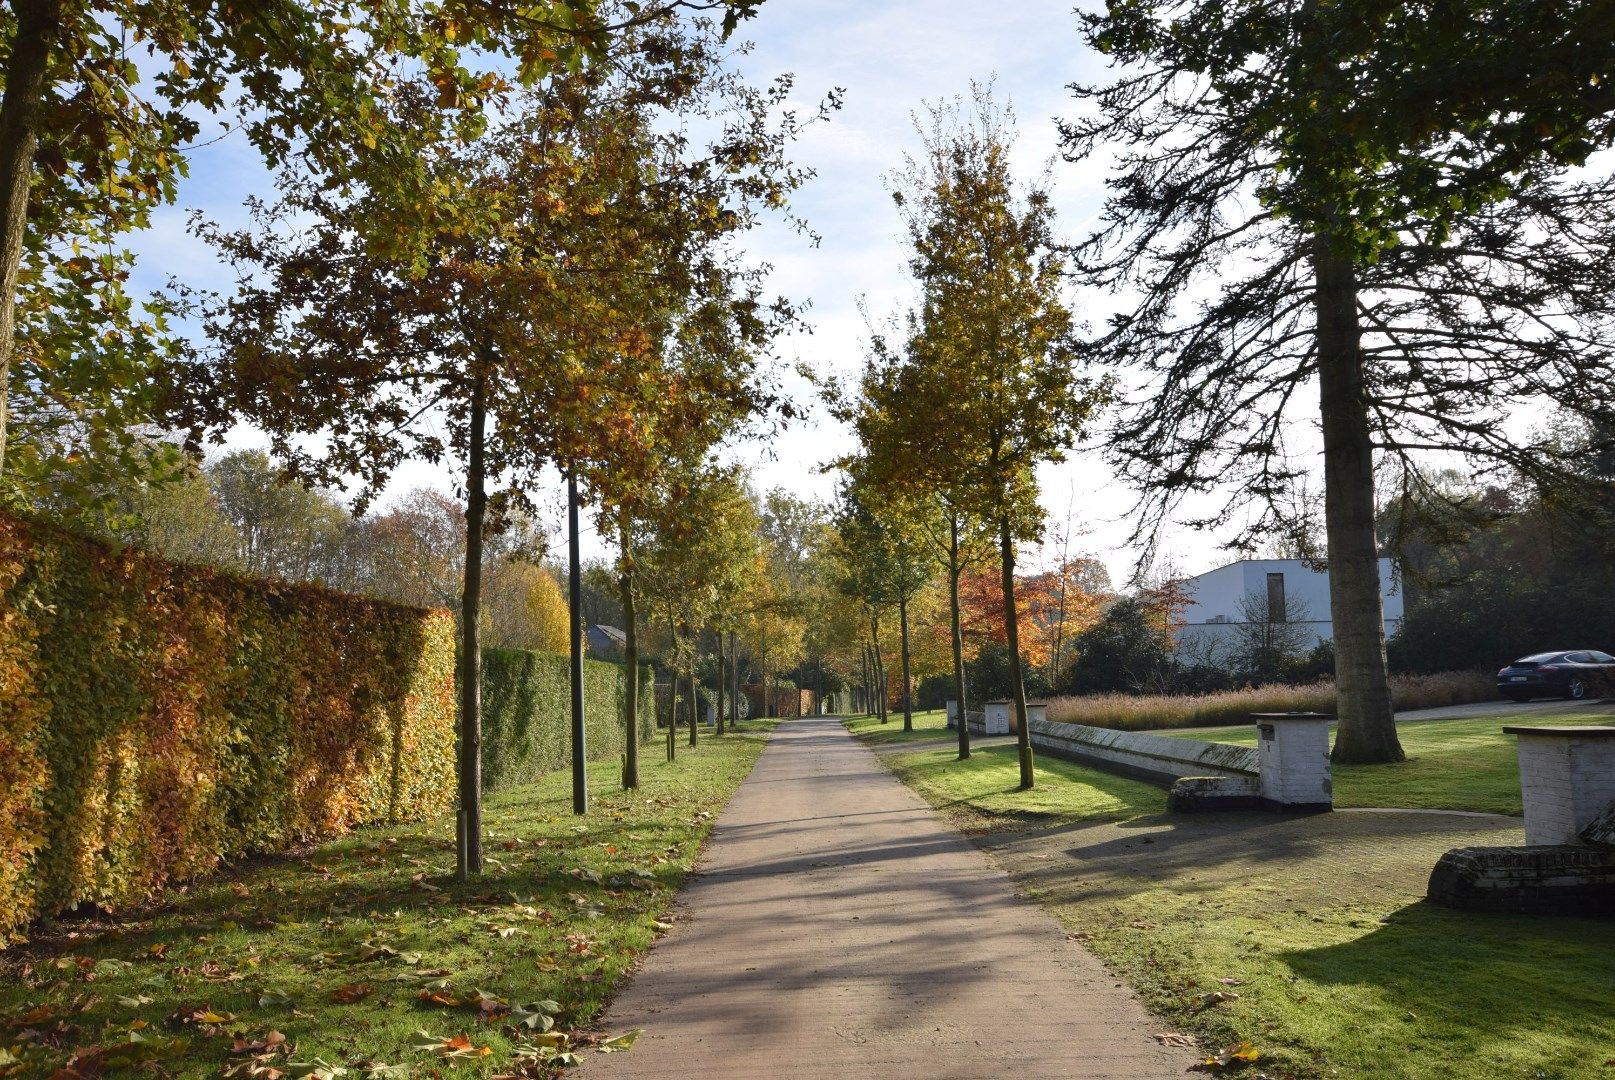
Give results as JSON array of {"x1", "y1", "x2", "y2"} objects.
[{"x1": 135, "y1": 0, "x2": 1253, "y2": 588}]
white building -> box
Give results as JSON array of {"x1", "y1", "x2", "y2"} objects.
[{"x1": 1175, "y1": 558, "x2": 1403, "y2": 657}]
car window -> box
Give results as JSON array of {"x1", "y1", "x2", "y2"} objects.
[
  {"x1": 1590, "y1": 651, "x2": 1615, "y2": 663},
  {"x1": 1566, "y1": 652, "x2": 1592, "y2": 663}
]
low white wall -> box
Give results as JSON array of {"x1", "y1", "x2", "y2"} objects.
[{"x1": 1028, "y1": 718, "x2": 1258, "y2": 783}]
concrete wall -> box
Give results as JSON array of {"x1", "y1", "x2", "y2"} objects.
[{"x1": 1027, "y1": 717, "x2": 1259, "y2": 786}]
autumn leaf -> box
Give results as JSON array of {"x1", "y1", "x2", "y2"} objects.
[
  {"x1": 413, "y1": 1032, "x2": 492, "y2": 1059},
  {"x1": 330, "y1": 983, "x2": 374, "y2": 1004},
  {"x1": 1202, "y1": 1041, "x2": 1260, "y2": 1069},
  {"x1": 597, "y1": 1029, "x2": 642, "y2": 1053},
  {"x1": 418, "y1": 988, "x2": 462, "y2": 1008},
  {"x1": 1189, "y1": 990, "x2": 1241, "y2": 1013}
]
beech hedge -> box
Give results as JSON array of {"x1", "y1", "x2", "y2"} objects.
[
  {"x1": 480, "y1": 647, "x2": 654, "y2": 792},
  {"x1": 0, "y1": 514, "x2": 457, "y2": 943}
]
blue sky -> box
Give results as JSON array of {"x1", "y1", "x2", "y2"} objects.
[{"x1": 135, "y1": 0, "x2": 1248, "y2": 584}]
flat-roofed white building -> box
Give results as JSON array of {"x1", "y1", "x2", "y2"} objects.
[{"x1": 1176, "y1": 558, "x2": 1403, "y2": 657}]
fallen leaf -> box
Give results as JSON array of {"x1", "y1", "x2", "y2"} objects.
[
  {"x1": 1202, "y1": 1041, "x2": 1260, "y2": 1069},
  {"x1": 1153, "y1": 1033, "x2": 1198, "y2": 1048},
  {"x1": 597, "y1": 1030, "x2": 642, "y2": 1053},
  {"x1": 330, "y1": 984, "x2": 374, "y2": 1005},
  {"x1": 1189, "y1": 990, "x2": 1241, "y2": 1013}
]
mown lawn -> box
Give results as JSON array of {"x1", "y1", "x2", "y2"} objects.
[
  {"x1": 0, "y1": 727, "x2": 774, "y2": 1079},
  {"x1": 843, "y1": 708, "x2": 956, "y2": 746},
  {"x1": 859, "y1": 725, "x2": 1615, "y2": 1080},
  {"x1": 1164, "y1": 712, "x2": 1615, "y2": 814}
]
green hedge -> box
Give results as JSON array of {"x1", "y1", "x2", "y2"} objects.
[
  {"x1": 480, "y1": 648, "x2": 654, "y2": 791},
  {"x1": 0, "y1": 513, "x2": 456, "y2": 943}
]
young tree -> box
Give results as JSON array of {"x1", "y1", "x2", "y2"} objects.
[
  {"x1": 167, "y1": 16, "x2": 811, "y2": 868},
  {"x1": 1064, "y1": 1, "x2": 1615, "y2": 763},
  {"x1": 875, "y1": 88, "x2": 1105, "y2": 786},
  {"x1": 1233, "y1": 591, "x2": 1314, "y2": 684},
  {"x1": 834, "y1": 475, "x2": 933, "y2": 731},
  {"x1": 834, "y1": 334, "x2": 997, "y2": 756},
  {"x1": 638, "y1": 465, "x2": 765, "y2": 754}
]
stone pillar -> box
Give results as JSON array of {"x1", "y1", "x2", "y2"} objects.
[
  {"x1": 1025, "y1": 703, "x2": 1047, "y2": 728},
  {"x1": 984, "y1": 701, "x2": 1012, "y2": 735},
  {"x1": 1504, "y1": 726, "x2": 1615, "y2": 846},
  {"x1": 1253, "y1": 712, "x2": 1333, "y2": 811},
  {"x1": 946, "y1": 700, "x2": 958, "y2": 730}
]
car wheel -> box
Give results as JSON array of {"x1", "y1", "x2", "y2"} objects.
[{"x1": 1566, "y1": 677, "x2": 1586, "y2": 700}]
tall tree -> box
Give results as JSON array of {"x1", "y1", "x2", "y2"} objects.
[
  {"x1": 834, "y1": 474, "x2": 933, "y2": 731},
  {"x1": 167, "y1": 15, "x2": 804, "y2": 867},
  {"x1": 1064, "y1": 0, "x2": 1615, "y2": 763},
  {"x1": 885, "y1": 88, "x2": 1104, "y2": 787}
]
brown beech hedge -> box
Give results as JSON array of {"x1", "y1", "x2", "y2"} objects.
[{"x1": 0, "y1": 514, "x2": 456, "y2": 942}]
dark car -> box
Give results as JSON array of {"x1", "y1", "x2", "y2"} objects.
[{"x1": 1496, "y1": 650, "x2": 1615, "y2": 702}]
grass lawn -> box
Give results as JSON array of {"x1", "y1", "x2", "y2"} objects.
[
  {"x1": 0, "y1": 726, "x2": 774, "y2": 1079},
  {"x1": 857, "y1": 721, "x2": 1615, "y2": 1080},
  {"x1": 842, "y1": 708, "x2": 955, "y2": 746},
  {"x1": 1163, "y1": 712, "x2": 1615, "y2": 815}
]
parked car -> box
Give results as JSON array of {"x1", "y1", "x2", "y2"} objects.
[{"x1": 1496, "y1": 650, "x2": 1615, "y2": 701}]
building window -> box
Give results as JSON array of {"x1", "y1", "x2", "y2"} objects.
[{"x1": 1267, "y1": 573, "x2": 1287, "y2": 622}]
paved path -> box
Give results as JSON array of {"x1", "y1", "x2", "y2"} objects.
[{"x1": 581, "y1": 716, "x2": 1192, "y2": 1079}]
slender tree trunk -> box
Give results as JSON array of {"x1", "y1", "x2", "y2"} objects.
[
  {"x1": 870, "y1": 614, "x2": 887, "y2": 724},
  {"x1": 568, "y1": 472, "x2": 588, "y2": 814},
  {"x1": 899, "y1": 595, "x2": 914, "y2": 733},
  {"x1": 665, "y1": 609, "x2": 678, "y2": 763},
  {"x1": 860, "y1": 645, "x2": 871, "y2": 716},
  {"x1": 0, "y1": 0, "x2": 62, "y2": 477},
  {"x1": 729, "y1": 631, "x2": 741, "y2": 731},
  {"x1": 950, "y1": 512, "x2": 971, "y2": 760},
  {"x1": 618, "y1": 517, "x2": 639, "y2": 790},
  {"x1": 999, "y1": 514, "x2": 1034, "y2": 789},
  {"x1": 817, "y1": 655, "x2": 825, "y2": 716},
  {"x1": 457, "y1": 380, "x2": 487, "y2": 878},
  {"x1": 687, "y1": 626, "x2": 699, "y2": 747},
  {"x1": 715, "y1": 632, "x2": 727, "y2": 735},
  {"x1": 1314, "y1": 239, "x2": 1404, "y2": 764}
]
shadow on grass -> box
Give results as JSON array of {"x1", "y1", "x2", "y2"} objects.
[{"x1": 1279, "y1": 901, "x2": 1615, "y2": 1071}]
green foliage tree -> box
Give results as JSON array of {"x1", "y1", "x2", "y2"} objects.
[
  {"x1": 1063, "y1": 598, "x2": 1174, "y2": 696},
  {"x1": 166, "y1": 15, "x2": 811, "y2": 867},
  {"x1": 885, "y1": 87, "x2": 1105, "y2": 787},
  {"x1": 1064, "y1": 0, "x2": 1615, "y2": 763},
  {"x1": 637, "y1": 464, "x2": 763, "y2": 757},
  {"x1": 0, "y1": 0, "x2": 766, "y2": 501},
  {"x1": 834, "y1": 474, "x2": 933, "y2": 731}
]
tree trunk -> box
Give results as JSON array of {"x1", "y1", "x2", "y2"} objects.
[
  {"x1": 898, "y1": 595, "x2": 914, "y2": 733},
  {"x1": 999, "y1": 514, "x2": 1034, "y2": 789},
  {"x1": 860, "y1": 645, "x2": 871, "y2": 716},
  {"x1": 1314, "y1": 239, "x2": 1404, "y2": 764},
  {"x1": 666, "y1": 610, "x2": 678, "y2": 763},
  {"x1": 0, "y1": 0, "x2": 62, "y2": 477},
  {"x1": 870, "y1": 614, "x2": 887, "y2": 724},
  {"x1": 686, "y1": 626, "x2": 699, "y2": 747},
  {"x1": 950, "y1": 512, "x2": 971, "y2": 760},
  {"x1": 618, "y1": 517, "x2": 639, "y2": 790},
  {"x1": 568, "y1": 472, "x2": 588, "y2": 814},
  {"x1": 715, "y1": 632, "x2": 726, "y2": 735},
  {"x1": 457, "y1": 380, "x2": 487, "y2": 878},
  {"x1": 730, "y1": 631, "x2": 740, "y2": 730}
]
